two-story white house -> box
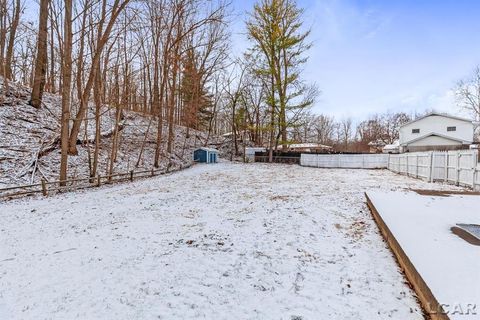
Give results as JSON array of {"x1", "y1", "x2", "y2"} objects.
[{"x1": 399, "y1": 112, "x2": 474, "y2": 153}]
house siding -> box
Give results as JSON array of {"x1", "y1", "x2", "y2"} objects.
[
  {"x1": 405, "y1": 145, "x2": 467, "y2": 152},
  {"x1": 400, "y1": 115, "x2": 473, "y2": 146},
  {"x1": 408, "y1": 135, "x2": 462, "y2": 147}
]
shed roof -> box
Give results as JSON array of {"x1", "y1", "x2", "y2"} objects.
[
  {"x1": 197, "y1": 147, "x2": 219, "y2": 153},
  {"x1": 400, "y1": 112, "x2": 473, "y2": 128}
]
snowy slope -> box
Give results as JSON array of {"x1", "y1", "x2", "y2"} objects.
[
  {"x1": 0, "y1": 163, "x2": 465, "y2": 319},
  {"x1": 0, "y1": 78, "x2": 219, "y2": 188}
]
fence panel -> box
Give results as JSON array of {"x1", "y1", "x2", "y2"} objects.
[
  {"x1": 299, "y1": 151, "x2": 479, "y2": 190},
  {"x1": 387, "y1": 150, "x2": 479, "y2": 190},
  {"x1": 421, "y1": 154, "x2": 429, "y2": 178},
  {"x1": 457, "y1": 151, "x2": 476, "y2": 187},
  {"x1": 300, "y1": 154, "x2": 389, "y2": 169},
  {"x1": 475, "y1": 165, "x2": 480, "y2": 190},
  {"x1": 431, "y1": 152, "x2": 447, "y2": 181}
]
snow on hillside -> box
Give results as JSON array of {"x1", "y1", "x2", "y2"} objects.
[
  {"x1": 0, "y1": 79, "x2": 222, "y2": 188},
  {"x1": 0, "y1": 163, "x2": 465, "y2": 319}
]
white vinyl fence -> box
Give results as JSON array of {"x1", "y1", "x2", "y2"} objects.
[
  {"x1": 301, "y1": 150, "x2": 480, "y2": 190},
  {"x1": 301, "y1": 154, "x2": 389, "y2": 169},
  {"x1": 388, "y1": 150, "x2": 480, "y2": 190}
]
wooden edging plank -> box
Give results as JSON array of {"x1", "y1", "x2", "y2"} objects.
[{"x1": 364, "y1": 192, "x2": 449, "y2": 320}]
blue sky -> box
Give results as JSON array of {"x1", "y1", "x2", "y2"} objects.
[{"x1": 231, "y1": 0, "x2": 480, "y2": 121}]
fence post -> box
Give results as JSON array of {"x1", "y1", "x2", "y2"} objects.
[
  {"x1": 151, "y1": 169, "x2": 155, "y2": 176},
  {"x1": 41, "y1": 179, "x2": 48, "y2": 196},
  {"x1": 472, "y1": 164, "x2": 476, "y2": 189},
  {"x1": 474, "y1": 168, "x2": 479, "y2": 191},
  {"x1": 415, "y1": 154, "x2": 419, "y2": 178},
  {"x1": 405, "y1": 154, "x2": 410, "y2": 177},
  {"x1": 97, "y1": 175, "x2": 101, "y2": 187},
  {"x1": 472, "y1": 152, "x2": 477, "y2": 189},
  {"x1": 444, "y1": 152, "x2": 448, "y2": 182},
  {"x1": 428, "y1": 151, "x2": 433, "y2": 182},
  {"x1": 455, "y1": 153, "x2": 460, "y2": 186},
  {"x1": 130, "y1": 170, "x2": 134, "y2": 182}
]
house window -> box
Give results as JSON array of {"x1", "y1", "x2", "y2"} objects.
[
  {"x1": 447, "y1": 126, "x2": 457, "y2": 132},
  {"x1": 412, "y1": 129, "x2": 420, "y2": 134}
]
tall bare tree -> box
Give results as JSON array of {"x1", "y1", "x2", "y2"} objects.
[
  {"x1": 59, "y1": 0, "x2": 72, "y2": 185},
  {"x1": 246, "y1": 0, "x2": 316, "y2": 156},
  {"x1": 4, "y1": 0, "x2": 22, "y2": 80},
  {"x1": 456, "y1": 66, "x2": 480, "y2": 122},
  {"x1": 339, "y1": 118, "x2": 352, "y2": 151},
  {"x1": 67, "y1": 0, "x2": 131, "y2": 155},
  {"x1": 30, "y1": 0, "x2": 49, "y2": 108}
]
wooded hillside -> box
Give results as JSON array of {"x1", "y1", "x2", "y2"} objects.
[{"x1": 0, "y1": 0, "x2": 417, "y2": 187}]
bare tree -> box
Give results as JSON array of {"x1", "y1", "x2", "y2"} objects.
[
  {"x1": 382, "y1": 112, "x2": 410, "y2": 144},
  {"x1": 67, "y1": 0, "x2": 131, "y2": 155},
  {"x1": 339, "y1": 118, "x2": 352, "y2": 151},
  {"x1": 59, "y1": 0, "x2": 72, "y2": 185},
  {"x1": 314, "y1": 114, "x2": 335, "y2": 145},
  {"x1": 30, "y1": 0, "x2": 49, "y2": 109},
  {"x1": 456, "y1": 66, "x2": 480, "y2": 122},
  {"x1": 0, "y1": 0, "x2": 9, "y2": 77},
  {"x1": 4, "y1": 0, "x2": 22, "y2": 80},
  {"x1": 247, "y1": 0, "x2": 316, "y2": 152},
  {"x1": 223, "y1": 59, "x2": 247, "y2": 158}
]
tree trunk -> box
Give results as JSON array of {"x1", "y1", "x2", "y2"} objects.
[
  {"x1": 166, "y1": 52, "x2": 178, "y2": 154},
  {"x1": 0, "y1": 0, "x2": 8, "y2": 77},
  {"x1": 92, "y1": 64, "x2": 102, "y2": 180},
  {"x1": 268, "y1": 75, "x2": 275, "y2": 163},
  {"x1": 59, "y1": 0, "x2": 72, "y2": 186},
  {"x1": 30, "y1": 0, "x2": 49, "y2": 109},
  {"x1": 48, "y1": 8, "x2": 55, "y2": 93},
  {"x1": 153, "y1": 57, "x2": 167, "y2": 168},
  {"x1": 4, "y1": 0, "x2": 21, "y2": 80},
  {"x1": 67, "y1": 0, "x2": 130, "y2": 155}
]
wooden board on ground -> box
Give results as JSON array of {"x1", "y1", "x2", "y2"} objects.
[{"x1": 366, "y1": 191, "x2": 480, "y2": 320}]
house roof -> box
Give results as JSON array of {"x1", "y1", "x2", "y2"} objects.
[
  {"x1": 288, "y1": 143, "x2": 332, "y2": 149},
  {"x1": 383, "y1": 144, "x2": 400, "y2": 151},
  {"x1": 383, "y1": 140, "x2": 400, "y2": 150},
  {"x1": 400, "y1": 132, "x2": 471, "y2": 146},
  {"x1": 368, "y1": 139, "x2": 386, "y2": 147},
  {"x1": 400, "y1": 112, "x2": 473, "y2": 128}
]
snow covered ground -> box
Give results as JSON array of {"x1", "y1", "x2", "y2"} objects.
[
  {"x1": 367, "y1": 191, "x2": 480, "y2": 320},
  {"x1": 0, "y1": 163, "x2": 465, "y2": 319}
]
